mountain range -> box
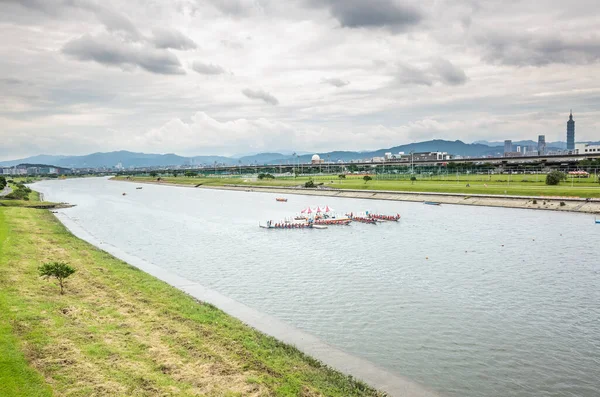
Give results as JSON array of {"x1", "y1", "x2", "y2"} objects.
[{"x1": 0, "y1": 139, "x2": 578, "y2": 169}]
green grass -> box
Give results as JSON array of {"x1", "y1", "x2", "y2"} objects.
[
  {"x1": 0, "y1": 200, "x2": 61, "y2": 208},
  {"x1": 0, "y1": 209, "x2": 53, "y2": 397},
  {"x1": 115, "y1": 174, "x2": 600, "y2": 198},
  {"x1": 0, "y1": 206, "x2": 383, "y2": 396}
]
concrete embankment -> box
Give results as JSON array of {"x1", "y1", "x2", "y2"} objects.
[{"x1": 116, "y1": 179, "x2": 600, "y2": 214}]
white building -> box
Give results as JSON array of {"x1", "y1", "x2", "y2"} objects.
[
  {"x1": 311, "y1": 154, "x2": 324, "y2": 164},
  {"x1": 575, "y1": 143, "x2": 600, "y2": 154}
]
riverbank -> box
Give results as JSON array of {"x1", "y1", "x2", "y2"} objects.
[
  {"x1": 113, "y1": 178, "x2": 600, "y2": 214},
  {"x1": 0, "y1": 206, "x2": 387, "y2": 396}
]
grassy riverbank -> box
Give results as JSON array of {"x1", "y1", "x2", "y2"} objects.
[
  {"x1": 114, "y1": 175, "x2": 600, "y2": 198},
  {"x1": 0, "y1": 206, "x2": 382, "y2": 396}
]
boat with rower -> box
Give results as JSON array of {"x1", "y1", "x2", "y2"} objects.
[
  {"x1": 424, "y1": 201, "x2": 441, "y2": 206},
  {"x1": 368, "y1": 213, "x2": 401, "y2": 222},
  {"x1": 276, "y1": 197, "x2": 288, "y2": 202},
  {"x1": 259, "y1": 221, "x2": 326, "y2": 229},
  {"x1": 314, "y1": 219, "x2": 351, "y2": 226}
]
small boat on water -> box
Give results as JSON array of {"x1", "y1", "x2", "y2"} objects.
[
  {"x1": 424, "y1": 201, "x2": 441, "y2": 206},
  {"x1": 595, "y1": 218, "x2": 600, "y2": 224},
  {"x1": 276, "y1": 197, "x2": 288, "y2": 202},
  {"x1": 136, "y1": 187, "x2": 143, "y2": 190},
  {"x1": 314, "y1": 219, "x2": 351, "y2": 226},
  {"x1": 122, "y1": 193, "x2": 127, "y2": 196},
  {"x1": 369, "y1": 213, "x2": 401, "y2": 222},
  {"x1": 259, "y1": 222, "x2": 326, "y2": 229}
]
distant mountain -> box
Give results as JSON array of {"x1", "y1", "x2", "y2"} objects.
[
  {"x1": 0, "y1": 154, "x2": 67, "y2": 167},
  {"x1": 0, "y1": 151, "x2": 234, "y2": 168},
  {"x1": 271, "y1": 140, "x2": 505, "y2": 164},
  {"x1": 3, "y1": 139, "x2": 582, "y2": 169}
]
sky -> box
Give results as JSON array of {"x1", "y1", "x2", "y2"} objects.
[{"x1": 1, "y1": 0, "x2": 599, "y2": 160}]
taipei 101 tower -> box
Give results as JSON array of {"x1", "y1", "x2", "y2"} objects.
[{"x1": 567, "y1": 110, "x2": 575, "y2": 151}]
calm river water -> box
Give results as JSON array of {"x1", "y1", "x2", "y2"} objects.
[{"x1": 35, "y1": 178, "x2": 600, "y2": 397}]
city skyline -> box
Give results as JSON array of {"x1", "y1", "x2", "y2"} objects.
[{"x1": 1, "y1": 0, "x2": 599, "y2": 161}]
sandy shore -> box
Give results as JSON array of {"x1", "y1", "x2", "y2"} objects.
[{"x1": 113, "y1": 179, "x2": 600, "y2": 214}]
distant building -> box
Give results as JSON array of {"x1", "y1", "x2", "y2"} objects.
[
  {"x1": 504, "y1": 140, "x2": 513, "y2": 154},
  {"x1": 538, "y1": 135, "x2": 546, "y2": 155},
  {"x1": 567, "y1": 110, "x2": 575, "y2": 151},
  {"x1": 311, "y1": 154, "x2": 324, "y2": 164},
  {"x1": 575, "y1": 143, "x2": 600, "y2": 154}
]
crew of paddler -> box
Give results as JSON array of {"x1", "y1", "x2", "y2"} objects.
[
  {"x1": 266, "y1": 220, "x2": 312, "y2": 229},
  {"x1": 369, "y1": 213, "x2": 401, "y2": 221},
  {"x1": 314, "y1": 219, "x2": 351, "y2": 225},
  {"x1": 349, "y1": 216, "x2": 377, "y2": 224}
]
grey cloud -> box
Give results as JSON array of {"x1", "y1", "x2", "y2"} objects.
[
  {"x1": 1, "y1": 0, "x2": 62, "y2": 15},
  {"x1": 152, "y1": 28, "x2": 197, "y2": 50},
  {"x1": 242, "y1": 88, "x2": 279, "y2": 105},
  {"x1": 395, "y1": 64, "x2": 433, "y2": 86},
  {"x1": 395, "y1": 59, "x2": 467, "y2": 86},
  {"x1": 62, "y1": 34, "x2": 185, "y2": 75},
  {"x1": 0, "y1": 78, "x2": 26, "y2": 85},
  {"x1": 477, "y1": 31, "x2": 600, "y2": 66},
  {"x1": 307, "y1": 0, "x2": 423, "y2": 30},
  {"x1": 84, "y1": 3, "x2": 141, "y2": 40},
  {"x1": 432, "y1": 58, "x2": 467, "y2": 85},
  {"x1": 4, "y1": 0, "x2": 142, "y2": 39},
  {"x1": 322, "y1": 77, "x2": 350, "y2": 87},
  {"x1": 191, "y1": 61, "x2": 226, "y2": 75},
  {"x1": 207, "y1": 0, "x2": 263, "y2": 15}
]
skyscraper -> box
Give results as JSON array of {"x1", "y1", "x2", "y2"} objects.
[
  {"x1": 567, "y1": 110, "x2": 575, "y2": 151},
  {"x1": 504, "y1": 140, "x2": 513, "y2": 154},
  {"x1": 538, "y1": 135, "x2": 546, "y2": 155}
]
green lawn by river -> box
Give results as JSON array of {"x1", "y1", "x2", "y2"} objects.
[
  {"x1": 115, "y1": 174, "x2": 600, "y2": 198},
  {"x1": 0, "y1": 200, "x2": 382, "y2": 396}
]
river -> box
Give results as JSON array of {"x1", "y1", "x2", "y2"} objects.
[{"x1": 34, "y1": 178, "x2": 600, "y2": 397}]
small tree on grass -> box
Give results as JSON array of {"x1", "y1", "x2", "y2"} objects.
[
  {"x1": 363, "y1": 175, "x2": 372, "y2": 184},
  {"x1": 546, "y1": 171, "x2": 566, "y2": 185},
  {"x1": 338, "y1": 174, "x2": 345, "y2": 184},
  {"x1": 39, "y1": 262, "x2": 76, "y2": 295},
  {"x1": 410, "y1": 176, "x2": 417, "y2": 184}
]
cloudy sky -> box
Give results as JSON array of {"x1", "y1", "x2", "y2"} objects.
[{"x1": 1, "y1": 0, "x2": 599, "y2": 160}]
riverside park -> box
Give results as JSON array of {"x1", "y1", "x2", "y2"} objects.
[{"x1": 113, "y1": 170, "x2": 600, "y2": 198}]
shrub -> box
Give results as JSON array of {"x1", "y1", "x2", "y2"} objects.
[
  {"x1": 39, "y1": 262, "x2": 76, "y2": 295},
  {"x1": 363, "y1": 175, "x2": 372, "y2": 183},
  {"x1": 532, "y1": 199, "x2": 537, "y2": 204},
  {"x1": 258, "y1": 173, "x2": 275, "y2": 180},
  {"x1": 560, "y1": 201, "x2": 566, "y2": 207},
  {"x1": 545, "y1": 170, "x2": 566, "y2": 185},
  {"x1": 305, "y1": 179, "x2": 315, "y2": 188}
]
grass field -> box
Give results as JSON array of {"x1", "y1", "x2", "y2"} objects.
[
  {"x1": 114, "y1": 174, "x2": 600, "y2": 198},
  {"x1": 0, "y1": 204, "x2": 382, "y2": 396}
]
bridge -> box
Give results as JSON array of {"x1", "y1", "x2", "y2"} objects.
[{"x1": 110, "y1": 152, "x2": 600, "y2": 177}]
